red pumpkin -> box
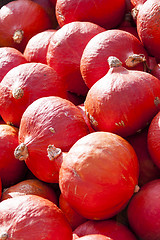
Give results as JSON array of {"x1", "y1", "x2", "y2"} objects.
[
  {"x1": 136, "y1": 0, "x2": 160, "y2": 62},
  {"x1": 80, "y1": 29, "x2": 149, "y2": 89},
  {"x1": 0, "y1": 62, "x2": 67, "y2": 127},
  {"x1": 0, "y1": 194, "x2": 72, "y2": 240},
  {"x1": 14, "y1": 96, "x2": 89, "y2": 183},
  {"x1": 74, "y1": 219, "x2": 137, "y2": 240},
  {"x1": 59, "y1": 131, "x2": 139, "y2": 220},
  {"x1": 84, "y1": 57, "x2": 160, "y2": 137},
  {"x1": 1, "y1": 178, "x2": 58, "y2": 205},
  {"x1": 127, "y1": 127, "x2": 160, "y2": 187},
  {"x1": 47, "y1": 21, "x2": 105, "y2": 96},
  {"x1": 0, "y1": 47, "x2": 27, "y2": 83},
  {"x1": 31, "y1": 0, "x2": 58, "y2": 28},
  {"x1": 0, "y1": 0, "x2": 52, "y2": 52},
  {"x1": 24, "y1": 29, "x2": 56, "y2": 64},
  {"x1": 128, "y1": 179, "x2": 160, "y2": 240},
  {"x1": 0, "y1": 124, "x2": 27, "y2": 188},
  {"x1": 59, "y1": 193, "x2": 87, "y2": 230},
  {"x1": 147, "y1": 111, "x2": 160, "y2": 169},
  {"x1": 55, "y1": 0, "x2": 126, "y2": 29},
  {"x1": 151, "y1": 63, "x2": 160, "y2": 80}
]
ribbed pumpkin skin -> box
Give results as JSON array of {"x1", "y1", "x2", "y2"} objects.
[
  {"x1": 0, "y1": 0, "x2": 52, "y2": 52},
  {"x1": 84, "y1": 65, "x2": 160, "y2": 137},
  {"x1": 59, "y1": 131, "x2": 139, "y2": 220},
  {"x1": 0, "y1": 62, "x2": 67, "y2": 127},
  {"x1": 0, "y1": 47, "x2": 27, "y2": 83},
  {"x1": 55, "y1": 0, "x2": 126, "y2": 29},
  {"x1": 16, "y1": 96, "x2": 89, "y2": 183},
  {"x1": 0, "y1": 195, "x2": 72, "y2": 240},
  {"x1": 137, "y1": 0, "x2": 160, "y2": 62}
]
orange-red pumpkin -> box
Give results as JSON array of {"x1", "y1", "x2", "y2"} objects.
[{"x1": 59, "y1": 131, "x2": 139, "y2": 220}]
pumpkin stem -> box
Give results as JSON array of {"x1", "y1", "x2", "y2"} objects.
[
  {"x1": 125, "y1": 54, "x2": 151, "y2": 72},
  {"x1": 12, "y1": 87, "x2": 24, "y2": 99},
  {"x1": 13, "y1": 29, "x2": 24, "y2": 44},
  {"x1": 47, "y1": 144, "x2": 62, "y2": 161},
  {"x1": 131, "y1": 7, "x2": 139, "y2": 21},
  {"x1": 14, "y1": 143, "x2": 29, "y2": 161},
  {"x1": 107, "y1": 56, "x2": 122, "y2": 68},
  {"x1": 0, "y1": 232, "x2": 9, "y2": 240},
  {"x1": 134, "y1": 184, "x2": 140, "y2": 193}
]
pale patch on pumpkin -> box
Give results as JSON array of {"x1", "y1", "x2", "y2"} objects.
[
  {"x1": 154, "y1": 96, "x2": 160, "y2": 106},
  {"x1": 12, "y1": 87, "x2": 24, "y2": 99},
  {"x1": 88, "y1": 114, "x2": 98, "y2": 128},
  {"x1": 49, "y1": 127, "x2": 55, "y2": 133},
  {"x1": 0, "y1": 232, "x2": 8, "y2": 240},
  {"x1": 115, "y1": 120, "x2": 125, "y2": 127},
  {"x1": 14, "y1": 143, "x2": 29, "y2": 161},
  {"x1": 12, "y1": 29, "x2": 24, "y2": 44},
  {"x1": 47, "y1": 144, "x2": 62, "y2": 161}
]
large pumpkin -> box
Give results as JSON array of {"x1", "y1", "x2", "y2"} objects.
[
  {"x1": 80, "y1": 29, "x2": 149, "y2": 89},
  {"x1": 84, "y1": 57, "x2": 160, "y2": 137},
  {"x1": 0, "y1": 62, "x2": 67, "y2": 127},
  {"x1": 0, "y1": 0, "x2": 52, "y2": 52},
  {"x1": 14, "y1": 96, "x2": 89, "y2": 183},
  {"x1": 59, "y1": 131, "x2": 139, "y2": 220}
]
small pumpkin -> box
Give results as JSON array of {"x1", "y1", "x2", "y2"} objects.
[
  {"x1": 0, "y1": 0, "x2": 52, "y2": 52},
  {"x1": 55, "y1": 0, "x2": 126, "y2": 29},
  {"x1": 1, "y1": 178, "x2": 58, "y2": 205},
  {"x1": 0, "y1": 62, "x2": 67, "y2": 127},
  {"x1": 74, "y1": 219, "x2": 137, "y2": 240},
  {"x1": 0, "y1": 194, "x2": 72, "y2": 240},
  {"x1": 136, "y1": 0, "x2": 160, "y2": 62},
  {"x1": 47, "y1": 21, "x2": 105, "y2": 96},
  {"x1": 0, "y1": 47, "x2": 27, "y2": 83},
  {"x1": 24, "y1": 29, "x2": 56, "y2": 64},
  {"x1": 0, "y1": 124, "x2": 27, "y2": 188},
  {"x1": 14, "y1": 96, "x2": 89, "y2": 183},
  {"x1": 84, "y1": 56, "x2": 160, "y2": 137},
  {"x1": 80, "y1": 29, "x2": 149, "y2": 89}
]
